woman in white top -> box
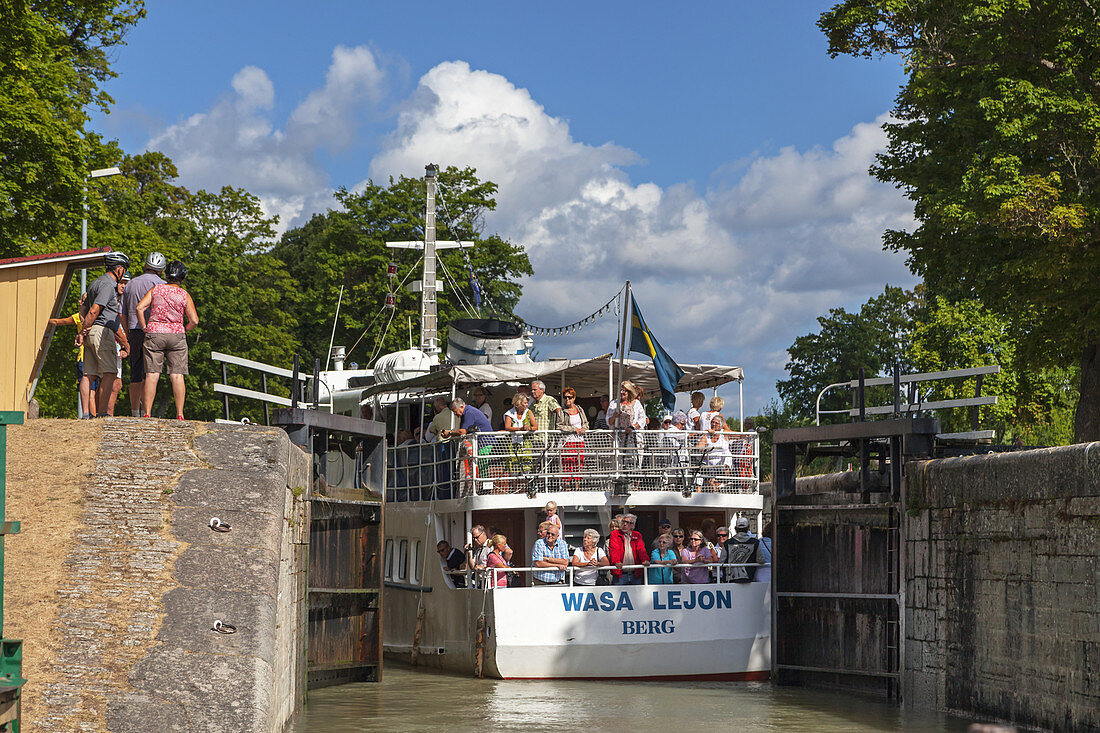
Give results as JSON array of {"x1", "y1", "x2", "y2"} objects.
[
  {"x1": 556, "y1": 386, "x2": 588, "y2": 487},
  {"x1": 606, "y1": 381, "x2": 647, "y2": 431},
  {"x1": 571, "y1": 528, "x2": 609, "y2": 586},
  {"x1": 696, "y1": 414, "x2": 733, "y2": 491},
  {"x1": 503, "y1": 392, "x2": 536, "y2": 481},
  {"x1": 697, "y1": 395, "x2": 726, "y2": 441}
]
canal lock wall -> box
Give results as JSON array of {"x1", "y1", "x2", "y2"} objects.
[
  {"x1": 7, "y1": 419, "x2": 310, "y2": 733},
  {"x1": 904, "y1": 443, "x2": 1100, "y2": 731}
]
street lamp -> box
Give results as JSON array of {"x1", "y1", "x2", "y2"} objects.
[{"x1": 80, "y1": 166, "x2": 122, "y2": 293}]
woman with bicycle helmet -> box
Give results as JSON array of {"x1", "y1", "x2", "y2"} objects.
[{"x1": 135, "y1": 260, "x2": 198, "y2": 419}]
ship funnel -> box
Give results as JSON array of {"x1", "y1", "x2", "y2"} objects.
[{"x1": 331, "y1": 345, "x2": 346, "y2": 371}]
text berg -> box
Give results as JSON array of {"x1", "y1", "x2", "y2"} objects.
[{"x1": 622, "y1": 619, "x2": 675, "y2": 635}]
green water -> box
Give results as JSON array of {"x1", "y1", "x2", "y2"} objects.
[{"x1": 289, "y1": 665, "x2": 972, "y2": 732}]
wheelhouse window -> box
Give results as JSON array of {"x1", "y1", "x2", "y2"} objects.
[
  {"x1": 384, "y1": 538, "x2": 394, "y2": 580},
  {"x1": 413, "y1": 540, "x2": 423, "y2": 583}
]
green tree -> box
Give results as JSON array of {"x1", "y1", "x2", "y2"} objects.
[
  {"x1": 819, "y1": 1, "x2": 1100, "y2": 441},
  {"x1": 909, "y1": 297, "x2": 1077, "y2": 443},
  {"x1": 0, "y1": 0, "x2": 145, "y2": 257},
  {"x1": 182, "y1": 186, "x2": 300, "y2": 422},
  {"x1": 271, "y1": 166, "x2": 533, "y2": 367},
  {"x1": 775, "y1": 288, "x2": 1077, "y2": 446},
  {"x1": 777, "y1": 285, "x2": 922, "y2": 420},
  {"x1": 34, "y1": 158, "x2": 301, "y2": 422}
]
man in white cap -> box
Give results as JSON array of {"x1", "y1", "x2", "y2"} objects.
[{"x1": 122, "y1": 251, "x2": 166, "y2": 415}]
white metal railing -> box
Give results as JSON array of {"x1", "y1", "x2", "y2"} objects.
[
  {"x1": 474, "y1": 562, "x2": 770, "y2": 588},
  {"x1": 385, "y1": 429, "x2": 760, "y2": 500}
]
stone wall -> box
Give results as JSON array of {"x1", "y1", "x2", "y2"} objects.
[
  {"x1": 904, "y1": 443, "x2": 1100, "y2": 732},
  {"x1": 17, "y1": 419, "x2": 309, "y2": 733}
]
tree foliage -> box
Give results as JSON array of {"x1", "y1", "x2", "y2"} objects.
[
  {"x1": 0, "y1": 0, "x2": 145, "y2": 257},
  {"x1": 819, "y1": 0, "x2": 1100, "y2": 441},
  {"x1": 778, "y1": 285, "x2": 922, "y2": 417},
  {"x1": 271, "y1": 166, "x2": 533, "y2": 367},
  {"x1": 36, "y1": 158, "x2": 300, "y2": 423},
  {"x1": 778, "y1": 286, "x2": 1077, "y2": 445}
]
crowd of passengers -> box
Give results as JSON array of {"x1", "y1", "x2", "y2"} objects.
[
  {"x1": 391, "y1": 379, "x2": 746, "y2": 443},
  {"x1": 389, "y1": 379, "x2": 754, "y2": 493},
  {"x1": 436, "y1": 504, "x2": 772, "y2": 589}
]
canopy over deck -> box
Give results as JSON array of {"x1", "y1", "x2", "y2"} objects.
[{"x1": 360, "y1": 354, "x2": 743, "y2": 401}]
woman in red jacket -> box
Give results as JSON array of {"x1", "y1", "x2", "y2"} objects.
[{"x1": 608, "y1": 513, "x2": 650, "y2": 585}]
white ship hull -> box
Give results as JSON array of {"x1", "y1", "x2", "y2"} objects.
[{"x1": 382, "y1": 485, "x2": 771, "y2": 680}]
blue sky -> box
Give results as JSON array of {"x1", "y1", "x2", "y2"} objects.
[{"x1": 91, "y1": 1, "x2": 917, "y2": 416}]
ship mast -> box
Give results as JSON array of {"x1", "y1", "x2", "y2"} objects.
[
  {"x1": 385, "y1": 164, "x2": 474, "y2": 364},
  {"x1": 422, "y1": 164, "x2": 439, "y2": 358}
]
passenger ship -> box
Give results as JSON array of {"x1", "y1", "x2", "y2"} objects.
[
  {"x1": 361, "y1": 354, "x2": 770, "y2": 680},
  {"x1": 346, "y1": 164, "x2": 770, "y2": 680}
]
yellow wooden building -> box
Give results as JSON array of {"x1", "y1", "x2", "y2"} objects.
[{"x1": 0, "y1": 248, "x2": 111, "y2": 412}]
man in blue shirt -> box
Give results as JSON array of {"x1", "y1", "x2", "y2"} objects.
[
  {"x1": 441, "y1": 398, "x2": 492, "y2": 438},
  {"x1": 531, "y1": 522, "x2": 569, "y2": 584}
]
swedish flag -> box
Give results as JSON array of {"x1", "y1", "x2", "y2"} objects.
[{"x1": 629, "y1": 294, "x2": 684, "y2": 411}]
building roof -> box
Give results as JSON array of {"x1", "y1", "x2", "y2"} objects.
[{"x1": 0, "y1": 247, "x2": 111, "y2": 271}]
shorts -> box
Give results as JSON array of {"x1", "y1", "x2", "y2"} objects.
[
  {"x1": 128, "y1": 329, "x2": 147, "y2": 382},
  {"x1": 75, "y1": 360, "x2": 84, "y2": 382},
  {"x1": 143, "y1": 332, "x2": 189, "y2": 375},
  {"x1": 84, "y1": 325, "x2": 119, "y2": 377}
]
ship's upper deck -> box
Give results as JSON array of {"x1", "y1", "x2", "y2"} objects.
[{"x1": 386, "y1": 428, "x2": 760, "y2": 510}]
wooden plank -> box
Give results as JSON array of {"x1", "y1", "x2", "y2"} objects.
[
  {"x1": 16, "y1": 269, "x2": 38, "y2": 409},
  {"x1": 210, "y1": 351, "x2": 297, "y2": 379},
  {"x1": 27, "y1": 264, "x2": 73, "y2": 407},
  {"x1": 213, "y1": 383, "x2": 293, "y2": 406},
  {"x1": 0, "y1": 271, "x2": 19, "y2": 410},
  {"x1": 849, "y1": 395, "x2": 997, "y2": 417},
  {"x1": 850, "y1": 365, "x2": 1001, "y2": 387}
]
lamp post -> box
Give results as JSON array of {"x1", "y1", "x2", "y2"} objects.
[
  {"x1": 77, "y1": 166, "x2": 121, "y2": 417},
  {"x1": 80, "y1": 166, "x2": 122, "y2": 294}
]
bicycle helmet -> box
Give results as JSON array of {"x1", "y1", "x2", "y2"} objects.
[
  {"x1": 144, "y1": 251, "x2": 166, "y2": 272},
  {"x1": 164, "y1": 260, "x2": 187, "y2": 282},
  {"x1": 103, "y1": 251, "x2": 131, "y2": 271}
]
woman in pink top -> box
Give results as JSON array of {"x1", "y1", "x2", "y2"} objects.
[
  {"x1": 136, "y1": 261, "x2": 199, "y2": 420},
  {"x1": 485, "y1": 534, "x2": 511, "y2": 588},
  {"x1": 680, "y1": 530, "x2": 714, "y2": 584}
]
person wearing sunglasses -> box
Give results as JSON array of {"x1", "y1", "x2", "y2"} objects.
[
  {"x1": 713, "y1": 528, "x2": 731, "y2": 582},
  {"x1": 437, "y1": 540, "x2": 467, "y2": 588},
  {"x1": 670, "y1": 529, "x2": 687, "y2": 583},
  {"x1": 680, "y1": 531, "x2": 714, "y2": 584},
  {"x1": 467, "y1": 525, "x2": 493, "y2": 586}
]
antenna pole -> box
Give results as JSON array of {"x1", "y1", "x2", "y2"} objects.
[
  {"x1": 617, "y1": 281, "x2": 632, "y2": 393},
  {"x1": 421, "y1": 164, "x2": 440, "y2": 360},
  {"x1": 324, "y1": 284, "x2": 345, "y2": 372}
]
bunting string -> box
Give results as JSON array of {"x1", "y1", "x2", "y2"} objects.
[{"x1": 435, "y1": 182, "x2": 625, "y2": 339}]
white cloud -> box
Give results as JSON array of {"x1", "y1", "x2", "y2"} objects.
[
  {"x1": 369, "y1": 63, "x2": 917, "y2": 412},
  {"x1": 142, "y1": 52, "x2": 916, "y2": 412},
  {"x1": 147, "y1": 46, "x2": 388, "y2": 233}
]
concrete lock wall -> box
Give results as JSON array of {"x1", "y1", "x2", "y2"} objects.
[
  {"x1": 904, "y1": 443, "x2": 1100, "y2": 732},
  {"x1": 10, "y1": 419, "x2": 311, "y2": 733}
]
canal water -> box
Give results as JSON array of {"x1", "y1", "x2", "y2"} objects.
[{"x1": 289, "y1": 665, "x2": 971, "y2": 732}]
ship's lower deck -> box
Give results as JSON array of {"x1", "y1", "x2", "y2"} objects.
[{"x1": 382, "y1": 497, "x2": 771, "y2": 680}]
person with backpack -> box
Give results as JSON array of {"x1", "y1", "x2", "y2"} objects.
[{"x1": 723, "y1": 516, "x2": 763, "y2": 583}]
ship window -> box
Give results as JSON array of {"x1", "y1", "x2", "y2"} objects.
[
  {"x1": 413, "y1": 540, "x2": 423, "y2": 583},
  {"x1": 384, "y1": 539, "x2": 394, "y2": 580},
  {"x1": 398, "y1": 539, "x2": 409, "y2": 581}
]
